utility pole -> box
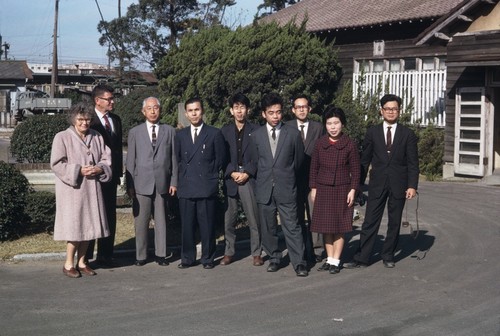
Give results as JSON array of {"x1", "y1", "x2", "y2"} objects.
[{"x1": 50, "y1": 0, "x2": 59, "y2": 98}]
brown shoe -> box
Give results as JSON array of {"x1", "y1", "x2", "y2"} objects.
[
  {"x1": 63, "y1": 266, "x2": 81, "y2": 278},
  {"x1": 220, "y1": 255, "x2": 232, "y2": 266},
  {"x1": 77, "y1": 265, "x2": 97, "y2": 276},
  {"x1": 253, "y1": 256, "x2": 264, "y2": 266}
]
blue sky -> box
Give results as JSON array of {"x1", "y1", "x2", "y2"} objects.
[{"x1": 0, "y1": 0, "x2": 262, "y2": 70}]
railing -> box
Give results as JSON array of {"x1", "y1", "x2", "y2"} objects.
[{"x1": 353, "y1": 69, "x2": 447, "y2": 127}]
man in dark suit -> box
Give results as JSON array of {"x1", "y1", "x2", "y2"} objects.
[
  {"x1": 286, "y1": 94, "x2": 324, "y2": 264},
  {"x1": 344, "y1": 94, "x2": 419, "y2": 269},
  {"x1": 86, "y1": 84, "x2": 123, "y2": 267},
  {"x1": 126, "y1": 97, "x2": 178, "y2": 267},
  {"x1": 220, "y1": 93, "x2": 263, "y2": 267},
  {"x1": 252, "y1": 93, "x2": 308, "y2": 277},
  {"x1": 175, "y1": 98, "x2": 226, "y2": 269}
]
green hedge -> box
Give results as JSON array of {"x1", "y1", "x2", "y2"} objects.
[
  {"x1": 0, "y1": 162, "x2": 31, "y2": 241},
  {"x1": 25, "y1": 191, "x2": 56, "y2": 234},
  {"x1": 10, "y1": 114, "x2": 68, "y2": 163}
]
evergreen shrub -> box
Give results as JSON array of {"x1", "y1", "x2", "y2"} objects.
[
  {"x1": 0, "y1": 161, "x2": 31, "y2": 241},
  {"x1": 25, "y1": 191, "x2": 56, "y2": 234},
  {"x1": 10, "y1": 114, "x2": 68, "y2": 163}
]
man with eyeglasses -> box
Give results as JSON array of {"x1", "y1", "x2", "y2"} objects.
[
  {"x1": 344, "y1": 94, "x2": 419, "y2": 269},
  {"x1": 126, "y1": 97, "x2": 177, "y2": 267},
  {"x1": 286, "y1": 94, "x2": 324, "y2": 265},
  {"x1": 86, "y1": 84, "x2": 123, "y2": 268}
]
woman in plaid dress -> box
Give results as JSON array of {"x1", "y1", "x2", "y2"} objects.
[{"x1": 309, "y1": 106, "x2": 360, "y2": 274}]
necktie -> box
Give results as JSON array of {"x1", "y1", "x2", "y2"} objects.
[
  {"x1": 300, "y1": 124, "x2": 305, "y2": 142},
  {"x1": 103, "y1": 114, "x2": 112, "y2": 134},
  {"x1": 151, "y1": 125, "x2": 156, "y2": 148},
  {"x1": 386, "y1": 126, "x2": 392, "y2": 152},
  {"x1": 193, "y1": 128, "x2": 198, "y2": 144},
  {"x1": 271, "y1": 127, "x2": 276, "y2": 141}
]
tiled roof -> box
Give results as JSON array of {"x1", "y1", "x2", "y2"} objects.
[
  {"x1": 260, "y1": 0, "x2": 466, "y2": 32},
  {"x1": 0, "y1": 60, "x2": 33, "y2": 80}
]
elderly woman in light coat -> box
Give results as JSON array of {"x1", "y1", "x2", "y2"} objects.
[{"x1": 51, "y1": 102, "x2": 112, "y2": 278}]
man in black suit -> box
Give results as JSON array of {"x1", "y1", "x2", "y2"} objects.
[
  {"x1": 86, "y1": 84, "x2": 123, "y2": 267},
  {"x1": 175, "y1": 98, "x2": 226, "y2": 269},
  {"x1": 286, "y1": 94, "x2": 324, "y2": 264},
  {"x1": 252, "y1": 93, "x2": 308, "y2": 277},
  {"x1": 344, "y1": 94, "x2": 419, "y2": 269},
  {"x1": 220, "y1": 93, "x2": 262, "y2": 267}
]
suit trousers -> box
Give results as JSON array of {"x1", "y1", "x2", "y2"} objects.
[
  {"x1": 224, "y1": 183, "x2": 261, "y2": 257},
  {"x1": 133, "y1": 190, "x2": 168, "y2": 261},
  {"x1": 86, "y1": 181, "x2": 117, "y2": 260},
  {"x1": 259, "y1": 191, "x2": 306, "y2": 269},
  {"x1": 178, "y1": 197, "x2": 217, "y2": 265},
  {"x1": 296, "y1": 184, "x2": 317, "y2": 261},
  {"x1": 354, "y1": 186, "x2": 406, "y2": 264}
]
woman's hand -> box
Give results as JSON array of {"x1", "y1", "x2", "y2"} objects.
[
  {"x1": 309, "y1": 188, "x2": 317, "y2": 203},
  {"x1": 347, "y1": 189, "x2": 356, "y2": 207}
]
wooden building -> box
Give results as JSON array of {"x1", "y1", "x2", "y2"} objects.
[{"x1": 262, "y1": 0, "x2": 500, "y2": 179}]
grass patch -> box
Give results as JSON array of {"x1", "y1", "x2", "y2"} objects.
[{"x1": 0, "y1": 212, "x2": 135, "y2": 260}]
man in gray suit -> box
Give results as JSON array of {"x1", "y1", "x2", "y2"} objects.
[
  {"x1": 252, "y1": 93, "x2": 308, "y2": 277},
  {"x1": 126, "y1": 97, "x2": 178, "y2": 266},
  {"x1": 286, "y1": 94, "x2": 324, "y2": 264}
]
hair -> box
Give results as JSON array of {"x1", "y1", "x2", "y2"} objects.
[
  {"x1": 260, "y1": 92, "x2": 283, "y2": 111},
  {"x1": 292, "y1": 94, "x2": 310, "y2": 107},
  {"x1": 68, "y1": 102, "x2": 94, "y2": 125},
  {"x1": 322, "y1": 105, "x2": 347, "y2": 126},
  {"x1": 91, "y1": 84, "x2": 114, "y2": 101},
  {"x1": 380, "y1": 94, "x2": 402, "y2": 108},
  {"x1": 229, "y1": 93, "x2": 250, "y2": 108},
  {"x1": 142, "y1": 96, "x2": 161, "y2": 108},
  {"x1": 185, "y1": 97, "x2": 203, "y2": 110}
]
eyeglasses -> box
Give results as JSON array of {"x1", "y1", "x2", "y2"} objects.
[
  {"x1": 98, "y1": 96, "x2": 115, "y2": 103},
  {"x1": 294, "y1": 105, "x2": 310, "y2": 110},
  {"x1": 76, "y1": 118, "x2": 91, "y2": 123},
  {"x1": 382, "y1": 107, "x2": 400, "y2": 112}
]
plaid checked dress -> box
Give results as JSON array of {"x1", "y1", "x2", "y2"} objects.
[{"x1": 309, "y1": 134, "x2": 361, "y2": 234}]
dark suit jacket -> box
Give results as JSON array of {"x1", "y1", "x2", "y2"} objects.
[
  {"x1": 221, "y1": 122, "x2": 259, "y2": 198},
  {"x1": 286, "y1": 119, "x2": 324, "y2": 190},
  {"x1": 90, "y1": 111, "x2": 123, "y2": 185},
  {"x1": 175, "y1": 124, "x2": 226, "y2": 199},
  {"x1": 252, "y1": 123, "x2": 304, "y2": 204},
  {"x1": 126, "y1": 123, "x2": 178, "y2": 195},
  {"x1": 361, "y1": 123, "x2": 419, "y2": 199}
]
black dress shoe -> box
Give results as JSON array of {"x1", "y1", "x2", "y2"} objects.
[
  {"x1": 295, "y1": 264, "x2": 309, "y2": 277},
  {"x1": 135, "y1": 259, "x2": 147, "y2": 266},
  {"x1": 343, "y1": 260, "x2": 368, "y2": 269},
  {"x1": 178, "y1": 262, "x2": 195, "y2": 269},
  {"x1": 383, "y1": 260, "x2": 395, "y2": 268},
  {"x1": 317, "y1": 262, "x2": 331, "y2": 271},
  {"x1": 329, "y1": 265, "x2": 341, "y2": 274},
  {"x1": 315, "y1": 255, "x2": 324, "y2": 262},
  {"x1": 267, "y1": 262, "x2": 280, "y2": 272},
  {"x1": 156, "y1": 257, "x2": 169, "y2": 266},
  {"x1": 203, "y1": 263, "x2": 214, "y2": 269}
]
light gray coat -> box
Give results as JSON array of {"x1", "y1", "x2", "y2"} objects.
[{"x1": 51, "y1": 127, "x2": 112, "y2": 241}]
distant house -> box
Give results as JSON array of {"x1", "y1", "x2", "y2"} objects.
[
  {"x1": 0, "y1": 60, "x2": 33, "y2": 114},
  {"x1": 262, "y1": 0, "x2": 500, "y2": 179}
]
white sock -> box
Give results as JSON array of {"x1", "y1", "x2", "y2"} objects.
[
  {"x1": 332, "y1": 258, "x2": 340, "y2": 266},
  {"x1": 327, "y1": 257, "x2": 335, "y2": 265}
]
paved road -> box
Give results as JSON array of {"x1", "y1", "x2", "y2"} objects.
[{"x1": 1, "y1": 181, "x2": 499, "y2": 336}]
